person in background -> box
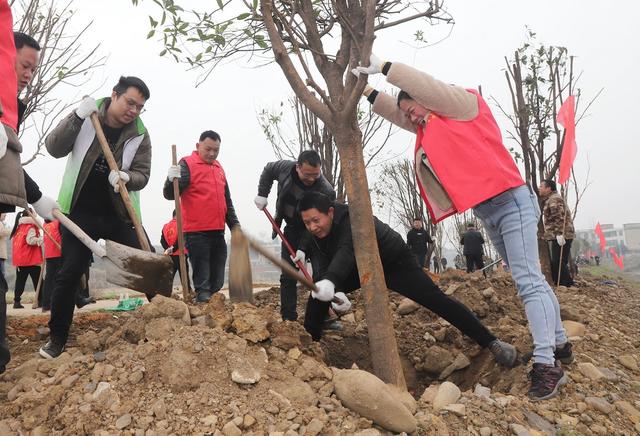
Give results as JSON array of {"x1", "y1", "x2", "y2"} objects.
[
  {"x1": 406, "y1": 217, "x2": 432, "y2": 268},
  {"x1": 160, "y1": 210, "x2": 192, "y2": 291},
  {"x1": 0, "y1": 214, "x2": 9, "y2": 276},
  {"x1": 10, "y1": 209, "x2": 43, "y2": 308},
  {"x1": 460, "y1": 223, "x2": 485, "y2": 273}
]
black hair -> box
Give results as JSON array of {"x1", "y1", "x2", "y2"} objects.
[
  {"x1": 297, "y1": 149, "x2": 321, "y2": 167},
  {"x1": 298, "y1": 191, "x2": 333, "y2": 214},
  {"x1": 10, "y1": 210, "x2": 27, "y2": 239},
  {"x1": 466, "y1": 222, "x2": 475, "y2": 228},
  {"x1": 199, "y1": 130, "x2": 221, "y2": 142},
  {"x1": 113, "y1": 76, "x2": 150, "y2": 100},
  {"x1": 413, "y1": 217, "x2": 422, "y2": 222},
  {"x1": 542, "y1": 179, "x2": 557, "y2": 192},
  {"x1": 14, "y1": 32, "x2": 40, "y2": 51},
  {"x1": 397, "y1": 90, "x2": 413, "y2": 107}
]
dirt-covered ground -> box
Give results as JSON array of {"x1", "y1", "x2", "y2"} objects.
[{"x1": 0, "y1": 268, "x2": 639, "y2": 435}]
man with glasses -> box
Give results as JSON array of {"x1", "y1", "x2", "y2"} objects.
[
  {"x1": 39, "y1": 76, "x2": 152, "y2": 359},
  {"x1": 254, "y1": 150, "x2": 335, "y2": 321}
]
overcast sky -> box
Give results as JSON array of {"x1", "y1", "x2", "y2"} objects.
[{"x1": 10, "y1": 0, "x2": 640, "y2": 244}]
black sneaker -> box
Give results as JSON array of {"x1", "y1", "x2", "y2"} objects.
[
  {"x1": 554, "y1": 342, "x2": 573, "y2": 364},
  {"x1": 13, "y1": 302, "x2": 24, "y2": 309},
  {"x1": 488, "y1": 339, "x2": 518, "y2": 367},
  {"x1": 39, "y1": 340, "x2": 65, "y2": 359},
  {"x1": 527, "y1": 362, "x2": 568, "y2": 401},
  {"x1": 196, "y1": 291, "x2": 213, "y2": 303}
]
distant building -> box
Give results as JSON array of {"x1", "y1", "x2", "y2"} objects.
[
  {"x1": 623, "y1": 223, "x2": 640, "y2": 251},
  {"x1": 575, "y1": 223, "x2": 638, "y2": 254}
]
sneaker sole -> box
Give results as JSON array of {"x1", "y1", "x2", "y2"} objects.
[
  {"x1": 528, "y1": 373, "x2": 568, "y2": 402},
  {"x1": 38, "y1": 348, "x2": 55, "y2": 359}
]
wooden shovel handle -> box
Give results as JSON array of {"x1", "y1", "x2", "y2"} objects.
[
  {"x1": 89, "y1": 113, "x2": 150, "y2": 252},
  {"x1": 171, "y1": 144, "x2": 190, "y2": 301},
  {"x1": 52, "y1": 209, "x2": 106, "y2": 258}
]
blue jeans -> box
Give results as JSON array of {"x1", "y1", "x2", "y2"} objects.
[
  {"x1": 473, "y1": 185, "x2": 567, "y2": 364},
  {"x1": 185, "y1": 231, "x2": 227, "y2": 296}
]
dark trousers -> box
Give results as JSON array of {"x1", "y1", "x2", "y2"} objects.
[
  {"x1": 49, "y1": 211, "x2": 142, "y2": 344},
  {"x1": 412, "y1": 251, "x2": 427, "y2": 268},
  {"x1": 42, "y1": 257, "x2": 62, "y2": 310},
  {"x1": 169, "y1": 255, "x2": 192, "y2": 290},
  {"x1": 14, "y1": 265, "x2": 41, "y2": 303},
  {"x1": 0, "y1": 267, "x2": 9, "y2": 370},
  {"x1": 280, "y1": 225, "x2": 304, "y2": 321},
  {"x1": 550, "y1": 239, "x2": 574, "y2": 287},
  {"x1": 185, "y1": 231, "x2": 226, "y2": 296},
  {"x1": 465, "y1": 254, "x2": 484, "y2": 273},
  {"x1": 304, "y1": 262, "x2": 497, "y2": 346}
]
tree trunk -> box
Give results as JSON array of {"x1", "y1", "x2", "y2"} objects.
[{"x1": 334, "y1": 128, "x2": 406, "y2": 390}]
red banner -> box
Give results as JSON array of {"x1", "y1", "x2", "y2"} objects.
[
  {"x1": 609, "y1": 247, "x2": 624, "y2": 270},
  {"x1": 594, "y1": 222, "x2": 606, "y2": 253},
  {"x1": 557, "y1": 95, "x2": 577, "y2": 185}
]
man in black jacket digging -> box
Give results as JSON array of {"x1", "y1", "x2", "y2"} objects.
[
  {"x1": 299, "y1": 191, "x2": 517, "y2": 368},
  {"x1": 254, "y1": 150, "x2": 335, "y2": 321}
]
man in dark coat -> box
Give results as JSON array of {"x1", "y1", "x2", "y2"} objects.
[{"x1": 460, "y1": 223, "x2": 484, "y2": 273}]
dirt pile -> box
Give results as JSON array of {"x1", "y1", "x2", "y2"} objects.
[{"x1": 0, "y1": 269, "x2": 639, "y2": 435}]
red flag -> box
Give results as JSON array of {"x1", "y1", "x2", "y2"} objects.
[
  {"x1": 594, "y1": 222, "x2": 606, "y2": 253},
  {"x1": 609, "y1": 247, "x2": 624, "y2": 270},
  {"x1": 557, "y1": 95, "x2": 577, "y2": 184}
]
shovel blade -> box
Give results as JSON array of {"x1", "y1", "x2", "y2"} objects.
[{"x1": 104, "y1": 240, "x2": 174, "y2": 297}]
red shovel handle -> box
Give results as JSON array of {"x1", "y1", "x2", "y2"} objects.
[{"x1": 262, "y1": 208, "x2": 313, "y2": 281}]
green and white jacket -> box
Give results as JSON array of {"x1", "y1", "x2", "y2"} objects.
[{"x1": 45, "y1": 98, "x2": 151, "y2": 222}]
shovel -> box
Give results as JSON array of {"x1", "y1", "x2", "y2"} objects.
[{"x1": 52, "y1": 209, "x2": 174, "y2": 298}]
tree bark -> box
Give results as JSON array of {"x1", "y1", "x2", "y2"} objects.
[{"x1": 334, "y1": 128, "x2": 406, "y2": 390}]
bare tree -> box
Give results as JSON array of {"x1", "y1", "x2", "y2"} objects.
[
  {"x1": 138, "y1": 0, "x2": 453, "y2": 387},
  {"x1": 492, "y1": 29, "x2": 600, "y2": 279},
  {"x1": 10, "y1": 0, "x2": 105, "y2": 164},
  {"x1": 258, "y1": 96, "x2": 395, "y2": 202}
]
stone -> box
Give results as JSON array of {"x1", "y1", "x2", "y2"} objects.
[
  {"x1": 479, "y1": 427, "x2": 492, "y2": 436},
  {"x1": 614, "y1": 400, "x2": 640, "y2": 424},
  {"x1": 577, "y1": 362, "x2": 604, "y2": 381},
  {"x1": 139, "y1": 294, "x2": 191, "y2": 325},
  {"x1": 231, "y1": 303, "x2": 271, "y2": 343},
  {"x1": 439, "y1": 353, "x2": 471, "y2": 379},
  {"x1": 200, "y1": 415, "x2": 217, "y2": 426},
  {"x1": 597, "y1": 367, "x2": 619, "y2": 381},
  {"x1": 509, "y1": 423, "x2": 530, "y2": 436},
  {"x1": 129, "y1": 370, "x2": 144, "y2": 384},
  {"x1": 474, "y1": 384, "x2": 491, "y2": 399},
  {"x1": 423, "y1": 332, "x2": 436, "y2": 344},
  {"x1": 61, "y1": 374, "x2": 79, "y2": 388},
  {"x1": 523, "y1": 410, "x2": 555, "y2": 434},
  {"x1": 287, "y1": 347, "x2": 302, "y2": 360},
  {"x1": 618, "y1": 354, "x2": 639, "y2": 372},
  {"x1": 590, "y1": 424, "x2": 607, "y2": 435},
  {"x1": 222, "y1": 420, "x2": 242, "y2": 436},
  {"x1": 444, "y1": 283, "x2": 460, "y2": 296},
  {"x1": 432, "y1": 381, "x2": 461, "y2": 411},
  {"x1": 420, "y1": 384, "x2": 439, "y2": 404},
  {"x1": 243, "y1": 414, "x2": 256, "y2": 428},
  {"x1": 481, "y1": 287, "x2": 495, "y2": 298},
  {"x1": 442, "y1": 403, "x2": 465, "y2": 416},
  {"x1": 305, "y1": 418, "x2": 324, "y2": 436},
  {"x1": 562, "y1": 320, "x2": 585, "y2": 338},
  {"x1": 152, "y1": 399, "x2": 167, "y2": 419},
  {"x1": 354, "y1": 430, "x2": 382, "y2": 436},
  {"x1": 556, "y1": 414, "x2": 578, "y2": 427},
  {"x1": 93, "y1": 351, "x2": 107, "y2": 362},
  {"x1": 116, "y1": 414, "x2": 132, "y2": 430},
  {"x1": 333, "y1": 369, "x2": 416, "y2": 433},
  {"x1": 585, "y1": 397, "x2": 614, "y2": 414},
  {"x1": 397, "y1": 298, "x2": 420, "y2": 315},
  {"x1": 386, "y1": 383, "x2": 417, "y2": 414},
  {"x1": 422, "y1": 345, "x2": 454, "y2": 374}
]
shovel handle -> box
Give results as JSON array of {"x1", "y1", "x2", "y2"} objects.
[
  {"x1": 52, "y1": 209, "x2": 106, "y2": 258},
  {"x1": 89, "y1": 113, "x2": 151, "y2": 252},
  {"x1": 25, "y1": 209, "x2": 61, "y2": 251},
  {"x1": 262, "y1": 208, "x2": 313, "y2": 281},
  {"x1": 171, "y1": 144, "x2": 190, "y2": 301}
]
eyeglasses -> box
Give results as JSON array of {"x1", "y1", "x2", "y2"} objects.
[{"x1": 119, "y1": 95, "x2": 146, "y2": 114}]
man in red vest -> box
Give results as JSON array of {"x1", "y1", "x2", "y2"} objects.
[
  {"x1": 163, "y1": 130, "x2": 239, "y2": 302},
  {"x1": 353, "y1": 54, "x2": 571, "y2": 401},
  {"x1": 160, "y1": 210, "x2": 192, "y2": 291}
]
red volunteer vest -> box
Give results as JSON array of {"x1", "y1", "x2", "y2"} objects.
[
  {"x1": 162, "y1": 218, "x2": 187, "y2": 256},
  {"x1": 415, "y1": 90, "x2": 524, "y2": 223},
  {"x1": 181, "y1": 151, "x2": 228, "y2": 232},
  {"x1": 44, "y1": 221, "x2": 62, "y2": 259},
  {"x1": 12, "y1": 223, "x2": 43, "y2": 267},
  {"x1": 0, "y1": 1, "x2": 18, "y2": 130}
]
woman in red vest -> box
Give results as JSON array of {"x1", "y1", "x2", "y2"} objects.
[
  {"x1": 353, "y1": 54, "x2": 571, "y2": 402},
  {"x1": 10, "y1": 210, "x2": 43, "y2": 308}
]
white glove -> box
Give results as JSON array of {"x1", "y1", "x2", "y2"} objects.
[
  {"x1": 108, "y1": 170, "x2": 130, "y2": 193},
  {"x1": 312, "y1": 279, "x2": 335, "y2": 302},
  {"x1": 556, "y1": 235, "x2": 566, "y2": 246},
  {"x1": 352, "y1": 54, "x2": 385, "y2": 76},
  {"x1": 254, "y1": 195, "x2": 268, "y2": 210},
  {"x1": 164, "y1": 246, "x2": 174, "y2": 255},
  {"x1": 167, "y1": 165, "x2": 181, "y2": 181},
  {"x1": 291, "y1": 250, "x2": 306, "y2": 264},
  {"x1": 32, "y1": 196, "x2": 59, "y2": 221},
  {"x1": 75, "y1": 96, "x2": 98, "y2": 119},
  {"x1": 0, "y1": 125, "x2": 7, "y2": 160},
  {"x1": 331, "y1": 292, "x2": 351, "y2": 313}
]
